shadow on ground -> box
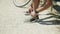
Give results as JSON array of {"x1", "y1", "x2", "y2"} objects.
[
  {"x1": 36, "y1": 5, "x2": 60, "y2": 25},
  {"x1": 37, "y1": 20, "x2": 60, "y2": 25},
  {"x1": 25, "y1": 15, "x2": 60, "y2": 25},
  {"x1": 36, "y1": 15, "x2": 60, "y2": 25},
  {"x1": 53, "y1": 5, "x2": 60, "y2": 13}
]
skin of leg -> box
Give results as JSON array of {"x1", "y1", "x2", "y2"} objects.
[
  {"x1": 32, "y1": 0, "x2": 40, "y2": 10},
  {"x1": 36, "y1": 0, "x2": 52, "y2": 12},
  {"x1": 29, "y1": 0, "x2": 40, "y2": 13},
  {"x1": 28, "y1": 1, "x2": 33, "y2": 13},
  {"x1": 30, "y1": 0, "x2": 40, "y2": 17}
]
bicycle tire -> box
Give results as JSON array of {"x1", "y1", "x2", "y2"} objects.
[{"x1": 13, "y1": 0, "x2": 31, "y2": 7}]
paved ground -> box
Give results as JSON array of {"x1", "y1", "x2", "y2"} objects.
[{"x1": 0, "y1": 0, "x2": 60, "y2": 34}]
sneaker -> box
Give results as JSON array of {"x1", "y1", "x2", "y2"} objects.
[{"x1": 30, "y1": 15, "x2": 39, "y2": 22}]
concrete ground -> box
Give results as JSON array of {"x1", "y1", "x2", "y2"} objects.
[{"x1": 0, "y1": 0, "x2": 60, "y2": 34}]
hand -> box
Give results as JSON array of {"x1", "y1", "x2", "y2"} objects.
[{"x1": 30, "y1": 11, "x2": 38, "y2": 17}]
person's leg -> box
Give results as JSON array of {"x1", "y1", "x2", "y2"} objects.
[
  {"x1": 32, "y1": 0, "x2": 40, "y2": 10},
  {"x1": 30, "y1": 0, "x2": 52, "y2": 18},
  {"x1": 28, "y1": 2, "x2": 33, "y2": 13},
  {"x1": 29, "y1": 0, "x2": 52, "y2": 22},
  {"x1": 36, "y1": 0, "x2": 52, "y2": 12},
  {"x1": 29, "y1": 0, "x2": 40, "y2": 22},
  {"x1": 28, "y1": 0, "x2": 40, "y2": 13}
]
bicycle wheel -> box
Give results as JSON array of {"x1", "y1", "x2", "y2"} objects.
[{"x1": 13, "y1": 0, "x2": 30, "y2": 7}]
